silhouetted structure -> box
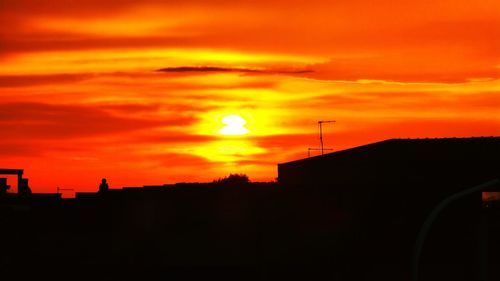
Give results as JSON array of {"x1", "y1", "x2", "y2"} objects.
[
  {"x1": 99, "y1": 178, "x2": 109, "y2": 193},
  {"x1": 278, "y1": 137, "x2": 499, "y2": 187},
  {"x1": 18, "y1": 178, "x2": 32, "y2": 196},
  {"x1": 277, "y1": 137, "x2": 500, "y2": 281},
  {"x1": 0, "y1": 138, "x2": 499, "y2": 281},
  {"x1": 0, "y1": 168, "x2": 23, "y2": 193},
  {"x1": 0, "y1": 178, "x2": 10, "y2": 195}
]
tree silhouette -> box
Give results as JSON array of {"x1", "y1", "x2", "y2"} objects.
[{"x1": 213, "y1": 173, "x2": 250, "y2": 185}]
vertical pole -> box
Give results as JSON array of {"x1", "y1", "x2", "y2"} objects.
[
  {"x1": 318, "y1": 120, "x2": 335, "y2": 156},
  {"x1": 319, "y1": 122, "x2": 324, "y2": 155},
  {"x1": 17, "y1": 170, "x2": 23, "y2": 194}
]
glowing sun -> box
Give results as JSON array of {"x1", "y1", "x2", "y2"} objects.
[{"x1": 218, "y1": 114, "x2": 250, "y2": 136}]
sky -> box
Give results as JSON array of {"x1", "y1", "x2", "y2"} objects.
[{"x1": 1, "y1": 0, "x2": 499, "y2": 193}]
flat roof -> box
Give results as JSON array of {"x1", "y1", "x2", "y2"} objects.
[
  {"x1": 279, "y1": 136, "x2": 500, "y2": 166},
  {"x1": 0, "y1": 169, "x2": 24, "y2": 175}
]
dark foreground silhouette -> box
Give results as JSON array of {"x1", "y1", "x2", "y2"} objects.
[
  {"x1": 0, "y1": 137, "x2": 499, "y2": 281},
  {"x1": 99, "y1": 178, "x2": 109, "y2": 193}
]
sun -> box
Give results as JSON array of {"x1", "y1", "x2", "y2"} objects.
[{"x1": 218, "y1": 114, "x2": 250, "y2": 136}]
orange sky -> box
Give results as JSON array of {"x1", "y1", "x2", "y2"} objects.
[{"x1": 1, "y1": 0, "x2": 499, "y2": 193}]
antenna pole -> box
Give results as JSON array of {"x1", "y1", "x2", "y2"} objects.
[
  {"x1": 318, "y1": 120, "x2": 335, "y2": 155},
  {"x1": 308, "y1": 148, "x2": 333, "y2": 157}
]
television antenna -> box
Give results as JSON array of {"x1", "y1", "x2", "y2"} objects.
[
  {"x1": 308, "y1": 148, "x2": 333, "y2": 157},
  {"x1": 318, "y1": 120, "x2": 336, "y2": 155}
]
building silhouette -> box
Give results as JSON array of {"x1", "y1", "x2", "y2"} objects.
[
  {"x1": 278, "y1": 137, "x2": 500, "y2": 281},
  {"x1": 0, "y1": 137, "x2": 499, "y2": 280},
  {"x1": 278, "y1": 137, "x2": 499, "y2": 188}
]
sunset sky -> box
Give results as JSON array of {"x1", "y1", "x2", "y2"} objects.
[{"x1": 1, "y1": 0, "x2": 499, "y2": 193}]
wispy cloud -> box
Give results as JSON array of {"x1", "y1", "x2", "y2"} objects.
[
  {"x1": 156, "y1": 66, "x2": 313, "y2": 75},
  {"x1": 0, "y1": 74, "x2": 94, "y2": 87},
  {"x1": 0, "y1": 102, "x2": 194, "y2": 139},
  {"x1": 1, "y1": 0, "x2": 500, "y2": 191}
]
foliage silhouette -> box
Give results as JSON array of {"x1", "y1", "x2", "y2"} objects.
[{"x1": 212, "y1": 173, "x2": 250, "y2": 185}]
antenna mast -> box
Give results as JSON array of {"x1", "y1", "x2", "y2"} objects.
[
  {"x1": 308, "y1": 147, "x2": 333, "y2": 157},
  {"x1": 318, "y1": 120, "x2": 335, "y2": 155}
]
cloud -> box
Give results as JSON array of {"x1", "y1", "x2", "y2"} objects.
[
  {"x1": 0, "y1": 74, "x2": 93, "y2": 87},
  {"x1": 132, "y1": 132, "x2": 217, "y2": 144},
  {"x1": 97, "y1": 103, "x2": 162, "y2": 113},
  {"x1": 300, "y1": 57, "x2": 500, "y2": 83},
  {"x1": 157, "y1": 66, "x2": 260, "y2": 73},
  {"x1": 0, "y1": 34, "x2": 195, "y2": 55},
  {"x1": 3, "y1": 1, "x2": 498, "y2": 83},
  {"x1": 0, "y1": 102, "x2": 195, "y2": 139},
  {"x1": 0, "y1": 141, "x2": 43, "y2": 157},
  {"x1": 147, "y1": 152, "x2": 213, "y2": 167},
  {"x1": 252, "y1": 134, "x2": 317, "y2": 148},
  {"x1": 330, "y1": 119, "x2": 500, "y2": 147},
  {"x1": 0, "y1": 0, "x2": 145, "y2": 17},
  {"x1": 156, "y1": 66, "x2": 313, "y2": 75},
  {"x1": 294, "y1": 91, "x2": 500, "y2": 115},
  {"x1": 1, "y1": 0, "x2": 500, "y2": 191}
]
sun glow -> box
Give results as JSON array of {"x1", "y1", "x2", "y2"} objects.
[
  {"x1": 189, "y1": 140, "x2": 266, "y2": 162},
  {"x1": 218, "y1": 114, "x2": 250, "y2": 136}
]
